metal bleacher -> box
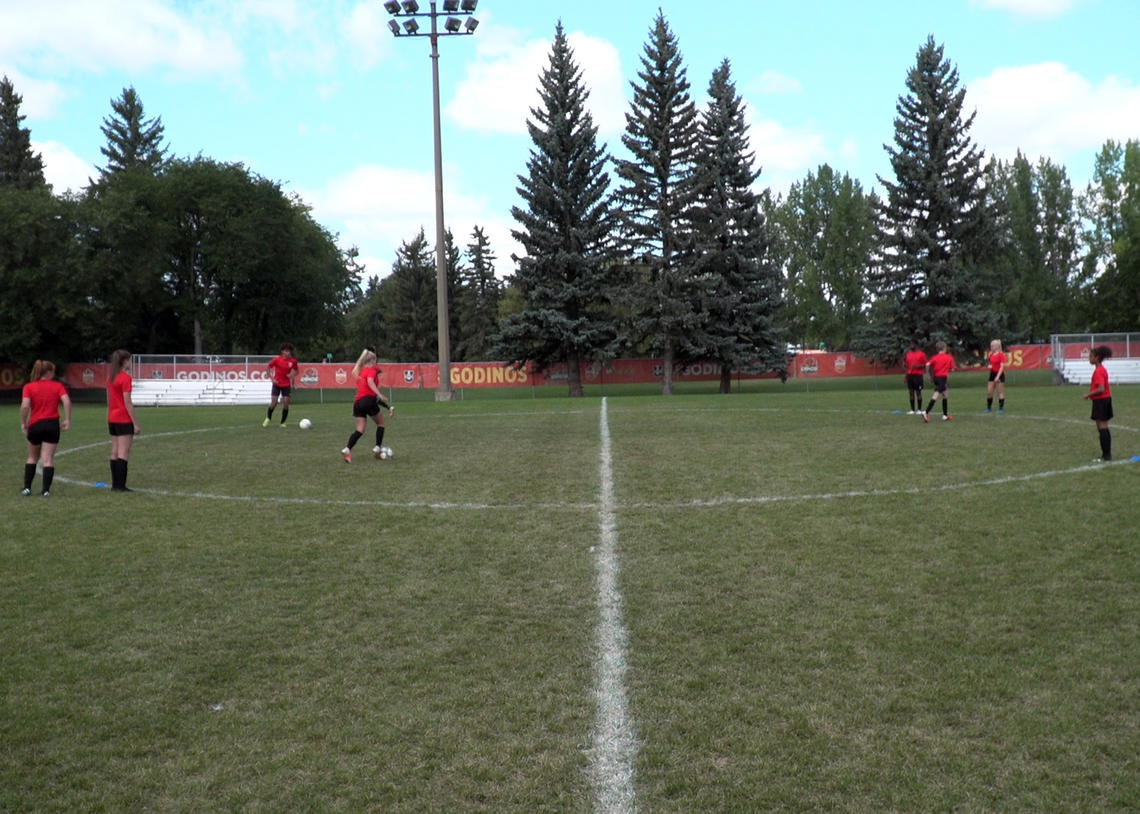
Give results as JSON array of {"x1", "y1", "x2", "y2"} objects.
[
  {"x1": 132, "y1": 379, "x2": 272, "y2": 407},
  {"x1": 1051, "y1": 333, "x2": 1140, "y2": 385}
]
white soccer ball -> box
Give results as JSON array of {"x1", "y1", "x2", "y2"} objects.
[
  {"x1": 381, "y1": 445, "x2": 393, "y2": 460},
  {"x1": 298, "y1": 418, "x2": 312, "y2": 429}
]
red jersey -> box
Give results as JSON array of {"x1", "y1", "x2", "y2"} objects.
[
  {"x1": 904, "y1": 349, "x2": 928, "y2": 375},
  {"x1": 928, "y1": 352, "x2": 955, "y2": 378},
  {"x1": 1090, "y1": 364, "x2": 1111, "y2": 400},
  {"x1": 107, "y1": 371, "x2": 134, "y2": 423},
  {"x1": 268, "y1": 355, "x2": 299, "y2": 387},
  {"x1": 22, "y1": 379, "x2": 68, "y2": 424},
  {"x1": 988, "y1": 352, "x2": 1006, "y2": 373},
  {"x1": 354, "y1": 365, "x2": 380, "y2": 400}
]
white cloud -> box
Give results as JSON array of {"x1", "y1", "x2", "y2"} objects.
[
  {"x1": 446, "y1": 25, "x2": 626, "y2": 137},
  {"x1": 0, "y1": 67, "x2": 68, "y2": 118},
  {"x1": 339, "y1": 2, "x2": 393, "y2": 71},
  {"x1": 969, "y1": 0, "x2": 1081, "y2": 17},
  {"x1": 296, "y1": 163, "x2": 519, "y2": 280},
  {"x1": 34, "y1": 140, "x2": 96, "y2": 194},
  {"x1": 0, "y1": 0, "x2": 243, "y2": 77},
  {"x1": 742, "y1": 103, "x2": 829, "y2": 194},
  {"x1": 968, "y1": 62, "x2": 1140, "y2": 164},
  {"x1": 751, "y1": 70, "x2": 803, "y2": 95}
]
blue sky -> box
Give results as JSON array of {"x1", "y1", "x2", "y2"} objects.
[{"x1": 3, "y1": 0, "x2": 1138, "y2": 279}]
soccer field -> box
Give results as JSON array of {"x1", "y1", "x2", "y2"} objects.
[{"x1": 2, "y1": 378, "x2": 1139, "y2": 812}]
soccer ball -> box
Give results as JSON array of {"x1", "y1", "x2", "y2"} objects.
[
  {"x1": 298, "y1": 418, "x2": 312, "y2": 430},
  {"x1": 380, "y1": 445, "x2": 393, "y2": 460}
]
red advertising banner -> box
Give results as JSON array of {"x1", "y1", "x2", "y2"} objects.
[{"x1": 3, "y1": 345, "x2": 1060, "y2": 392}]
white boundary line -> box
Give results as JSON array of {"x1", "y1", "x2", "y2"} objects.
[{"x1": 590, "y1": 397, "x2": 638, "y2": 814}]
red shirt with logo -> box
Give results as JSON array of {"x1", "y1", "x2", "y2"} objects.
[
  {"x1": 107, "y1": 371, "x2": 133, "y2": 423},
  {"x1": 904, "y1": 349, "x2": 928, "y2": 375},
  {"x1": 354, "y1": 365, "x2": 380, "y2": 400},
  {"x1": 22, "y1": 379, "x2": 68, "y2": 424},
  {"x1": 268, "y1": 355, "x2": 299, "y2": 387},
  {"x1": 1090, "y1": 364, "x2": 1111, "y2": 400},
  {"x1": 989, "y1": 352, "x2": 1006, "y2": 373},
  {"x1": 928, "y1": 352, "x2": 955, "y2": 378}
]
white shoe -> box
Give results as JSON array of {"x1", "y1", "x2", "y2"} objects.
[{"x1": 341, "y1": 447, "x2": 352, "y2": 463}]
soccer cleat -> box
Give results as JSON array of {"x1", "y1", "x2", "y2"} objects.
[
  {"x1": 372, "y1": 445, "x2": 383, "y2": 459},
  {"x1": 20, "y1": 487, "x2": 32, "y2": 496},
  {"x1": 41, "y1": 491, "x2": 50, "y2": 498},
  {"x1": 983, "y1": 408, "x2": 992, "y2": 413},
  {"x1": 922, "y1": 412, "x2": 930, "y2": 423},
  {"x1": 942, "y1": 415, "x2": 952, "y2": 421},
  {"x1": 997, "y1": 409, "x2": 1004, "y2": 414},
  {"x1": 262, "y1": 418, "x2": 270, "y2": 427},
  {"x1": 279, "y1": 421, "x2": 287, "y2": 427},
  {"x1": 342, "y1": 447, "x2": 352, "y2": 463},
  {"x1": 906, "y1": 410, "x2": 915, "y2": 415}
]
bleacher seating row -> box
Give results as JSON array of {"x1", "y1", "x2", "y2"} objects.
[
  {"x1": 132, "y1": 379, "x2": 272, "y2": 406},
  {"x1": 1056, "y1": 358, "x2": 1140, "y2": 385}
]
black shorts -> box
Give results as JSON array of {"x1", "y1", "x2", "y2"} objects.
[
  {"x1": 988, "y1": 371, "x2": 1005, "y2": 383},
  {"x1": 271, "y1": 384, "x2": 292, "y2": 398},
  {"x1": 932, "y1": 376, "x2": 948, "y2": 394},
  {"x1": 353, "y1": 395, "x2": 381, "y2": 418},
  {"x1": 108, "y1": 422, "x2": 136, "y2": 436},
  {"x1": 27, "y1": 419, "x2": 61, "y2": 445},
  {"x1": 1090, "y1": 398, "x2": 1113, "y2": 422},
  {"x1": 906, "y1": 373, "x2": 924, "y2": 391}
]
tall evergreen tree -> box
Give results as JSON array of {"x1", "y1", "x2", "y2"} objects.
[
  {"x1": 613, "y1": 11, "x2": 701, "y2": 394},
  {"x1": 1080, "y1": 138, "x2": 1140, "y2": 330},
  {"x1": 865, "y1": 36, "x2": 1001, "y2": 358},
  {"x1": 384, "y1": 230, "x2": 438, "y2": 361},
  {"x1": 493, "y1": 22, "x2": 619, "y2": 396},
  {"x1": 0, "y1": 76, "x2": 47, "y2": 190},
  {"x1": 98, "y1": 86, "x2": 169, "y2": 177},
  {"x1": 454, "y1": 225, "x2": 502, "y2": 361},
  {"x1": 688, "y1": 59, "x2": 783, "y2": 393}
]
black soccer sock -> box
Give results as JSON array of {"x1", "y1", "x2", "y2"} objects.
[
  {"x1": 987, "y1": 397, "x2": 993, "y2": 408},
  {"x1": 42, "y1": 466, "x2": 54, "y2": 493},
  {"x1": 347, "y1": 430, "x2": 363, "y2": 450},
  {"x1": 110, "y1": 459, "x2": 119, "y2": 489},
  {"x1": 926, "y1": 399, "x2": 935, "y2": 414},
  {"x1": 24, "y1": 462, "x2": 36, "y2": 490},
  {"x1": 1099, "y1": 428, "x2": 1111, "y2": 459},
  {"x1": 375, "y1": 426, "x2": 385, "y2": 448},
  {"x1": 999, "y1": 399, "x2": 1005, "y2": 410},
  {"x1": 267, "y1": 406, "x2": 275, "y2": 419},
  {"x1": 114, "y1": 459, "x2": 130, "y2": 490},
  {"x1": 943, "y1": 399, "x2": 949, "y2": 416},
  {"x1": 281, "y1": 407, "x2": 289, "y2": 423}
]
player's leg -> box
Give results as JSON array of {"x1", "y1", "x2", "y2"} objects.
[
  {"x1": 280, "y1": 392, "x2": 291, "y2": 425},
  {"x1": 39, "y1": 441, "x2": 58, "y2": 495},
  {"x1": 23, "y1": 440, "x2": 40, "y2": 495},
  {"x1": 997, "y1": 378, "x2": 1005, "y2": 412},
  {"x1": 265, "y1": 389, "x2": 279, "y2": 426}
]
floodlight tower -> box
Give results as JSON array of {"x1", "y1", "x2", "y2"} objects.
[{"x1": 384, "y1": 0, "x2": 481, "y2": 402}]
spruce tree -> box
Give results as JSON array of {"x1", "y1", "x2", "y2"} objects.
[
  {"x1": 0, "y1": 76, "x2": 47, "y2": 190},
  {"x1": 454, "y1": 225, "x2": 502, "y2": 361},
  {"x1": 99, "y1": 86, "x2": 168, "y2": 177},
  {"x1": 689, "y1": 59, "x2": 783, "y2": 393},
  {"x1": 385, "y1": 230, "x2": 438, "y2": 361},
  {"x1": 612, "y1": 11, "x2": 700, "y2": 394},
  {"x1": 868, "y1": 36, "x2": 1001, "y2": 355},
  {"x1": 493, "y1": 22, "x2": 618, "y2": 396}
]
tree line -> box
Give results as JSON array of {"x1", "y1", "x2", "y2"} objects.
[{"x1": 2, "y1": 17, "x2": 1138, "y2": 397}]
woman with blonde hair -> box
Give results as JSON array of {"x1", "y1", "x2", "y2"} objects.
[
  {"x1": 341, "y1": 348, "x2": 394, "y2": 463},
  {"x1": 107, "y1": 349, "x2": 141, "y2": 491},
  {"x1": 19, "y1": 360, "x2": 72, "y2": 497},
  {"x1": 984, "y1": 339, "x2": 1007, "y2": 413}
]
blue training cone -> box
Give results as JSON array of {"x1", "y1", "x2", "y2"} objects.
[
  {"x1": 95, "y1": 481, "x2": 108, "y2": 488},
  {"x1": 1131, "y1": 456, "x2": 1140, "y2": 463}
]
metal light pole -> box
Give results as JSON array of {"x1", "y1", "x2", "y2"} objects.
[{"x1": 384, "y1": 0, "x2": 481, "y2": 402}]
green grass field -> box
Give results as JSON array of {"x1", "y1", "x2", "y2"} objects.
[{"x1": 2, "y1": 376, "x2": 1138, "y2": 812}]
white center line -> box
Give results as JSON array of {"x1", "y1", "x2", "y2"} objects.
[{"x1": 590, "y1": 397, "x2": 638, "y2": 813}]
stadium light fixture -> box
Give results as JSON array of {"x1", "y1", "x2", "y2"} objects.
[{"x1": 381, "y1": 0, "x2": 483, "y2": 401}]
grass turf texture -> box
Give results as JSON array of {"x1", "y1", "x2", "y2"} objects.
[{"x1": 1, "y1": 377, "x2": 1138, "y2": 812}]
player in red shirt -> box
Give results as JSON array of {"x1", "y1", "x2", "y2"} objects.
[
  {"x1": 903, "y1": 339, "x2": 928, "y2": 414},
  {"x1": 263, "y1": 343, "x2": 300, "y2": 427},
  {"x1": 984, "y1": 339, "x2": 1007, "y2": 413},
  {"x1": 19, "y1": 360, "x2": 72, "y2": 497},
  {"x1": 341, "y1": 348, "x2": 393, "y2": 463},
  {"x1": 107, "y1": 348, "x2": 141, "y2": 492},
  {"x1": 1083, "y1": 345, "x2": 1113, "y2": 462},
  {"x1": 923, "y1": 341, "x2": 956, "y2": 423}
]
